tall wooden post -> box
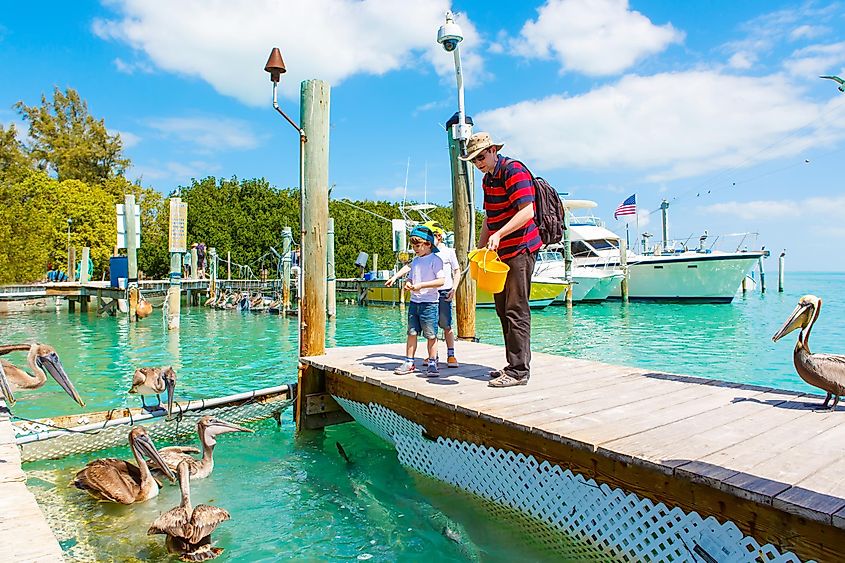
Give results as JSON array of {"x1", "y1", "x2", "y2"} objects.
[
  {"x1": 327, "y1": 218, "x2": 336, "y2": 318},
  {"x1": 167, "y1": 198, "x2": 186, "y2": 330},
  {"x1": 563, "y1": 208, "x2": 573, "y2": 309},
  {"x1": 447, "y1": 123, "x2": 476, "y2": 339},
  {"x1": 282, "y1": 227, "x2": 293, "y2": 312},
  {"x1": 300, "y1": 79, "x2": 330, "y2": 357},
  {"x1": 758, "y1": 254, "x2": 766, "y2": 293},
  {"x1": 620, "y1": 239, "x2": 629, "y2": 302},
  {"x1": 778, "y1": 250, "x2": 786, "y2": 292},
  {"x1": 79, "y1": 247, "x2": 91, "y2": 283},
  {"x1": 209, "y1": 247, "x2": 217, "y2": 299},
  {"x1": 190, "y1": 247, "x2": 198, "y2": 280},
  {"x1": 125, "y1": 195, "x2": 139, "y2": 322},
  {"x1": 68, "y1": 247, "x2": 76, "y2": 282},
  {"x1": 227, "y1": 251, "x2": 232, "y2": 280}
]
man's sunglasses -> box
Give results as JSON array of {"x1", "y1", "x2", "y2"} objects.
[{"x1": 471, "y1": 149, "x2": 488, "y2": 164}]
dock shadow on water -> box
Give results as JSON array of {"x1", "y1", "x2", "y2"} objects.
[{"x1": 27, "y1": 418, "x2": 581, "y2": 562}]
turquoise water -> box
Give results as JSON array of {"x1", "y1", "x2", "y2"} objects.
[{"x1": 2, "y1": 272, "x2": 843, "y2": 561}]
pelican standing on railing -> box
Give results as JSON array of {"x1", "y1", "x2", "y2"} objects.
[
  {"x1": 157, "y1": 416, "x2": 253, "y2": 479},
  {"x1": 73, "y1": 426, "x2": 176, "y2": 504},
  {"x1": 773, "y1": 294, "x2": 845, "y2": 410},
  {"x1": 129, "y1": 366, "x2": 176, "y2": 414},
  {"x1": 148, "y1": 460, "x2": 230, "y2": 561},
  {"x1": 0, "y1": 343, "x2": 85, "y2": 407}
]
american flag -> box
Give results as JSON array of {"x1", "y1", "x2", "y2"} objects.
[{"x1": 614, "y1": 194, "x2": 637, "y2": 219}]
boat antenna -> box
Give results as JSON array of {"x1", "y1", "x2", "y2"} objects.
[
  {"x1": 424, "y1": 161, "x2": 428, "y2": 205},
  {"x1": 401, "y1": 157, "x2": 410, "y2": 213}
]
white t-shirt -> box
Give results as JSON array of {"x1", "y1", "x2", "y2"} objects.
[
  {"x1": 436, "y1": 245, "x2": 459, "y2": 292},
  {"x1": 409, "y1": 253, "x2": 445, "y2": 303}
]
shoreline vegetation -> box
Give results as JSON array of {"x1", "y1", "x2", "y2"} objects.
[{"x1": 1, "y1": 87, "x2": 464, "y2": 285}]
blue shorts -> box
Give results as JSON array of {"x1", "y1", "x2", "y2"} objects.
[
  {"x1": 408, "y1": 301, "x2": 438, "y2": 340},
  {"x1": 438, "y1": 290, "x2": 453, "y2": 330}
]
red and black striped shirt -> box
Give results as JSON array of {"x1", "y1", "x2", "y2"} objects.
[{"x1": 483, "y1": 155, "x2": 542, "y2": 260}]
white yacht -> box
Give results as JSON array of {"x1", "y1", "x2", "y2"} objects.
[
  {"x1": 533, "y1": 250, "x2": 623, "y2": 302},
  {"x1": 568, "y1": 216, "x2": 766, "y2": 303}
]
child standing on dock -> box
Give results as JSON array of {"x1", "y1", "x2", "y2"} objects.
[{"x1": 385, "y1": 225, "x2": 445, "y2": 376}]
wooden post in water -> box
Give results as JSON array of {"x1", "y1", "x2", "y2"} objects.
[
  {"x1": 778, "y1": 250, "x2": 786, "y2": 292},
  {"x1": 68, "y1": 247, "x2": 76, "y2": 283},
  {"x1": 227, "y1": 251, "x2": 232, "y2": 280},
  {"x1": 167, "y1": 197, "x2": 186, "y2": 329},
  {"x1": 124, "y1": 194, "x2": 139, "y2": 322},
  {"x1": 282, "y1": 227, "x2": 293, "y2": 312},
  {"x1": 619, "y1": 239, "x2": 629, "y2": 302},
  {"x1": 563, "y1": 207, "x2": 573, "y2": 309},
  {"x1": 758, "y1": 253, "x2": 766, "y2": 293},
  {"x1": 300, "y1": 79, "x2": 330, "y2": 357},
  {"x1": 327, "y1": 218, "x2": 336, "y2": 318},
  {"x1": 190, "y1": 247, "x2": 198, "y2": 280},
  {"x1": 372, "y1": 253, "x2": 378, "y2": 277},
  {"x1": 79, "y1": 247, "x2": 90, "y2": 283},
  {"x1": 447, "y1": 120, "x2": 476, "y2": 339}
]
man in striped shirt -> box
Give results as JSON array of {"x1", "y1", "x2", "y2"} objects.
[{"x1": 461, "y1": 132, "x2": 542, "y2": 388}]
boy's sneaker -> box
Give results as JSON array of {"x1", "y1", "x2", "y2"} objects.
[
  {"x1": 394, "y1": 361, "x2": 416, "y2": 375},
  {"x1": 423, "y1": 356, "x2": 439, "y2": 368},
  {"x1": 425, "y1": 360, "x2": 440, "y2": 377},
  {"x1": 447, "y1": 355, "x2": 459, "y2": 368}
]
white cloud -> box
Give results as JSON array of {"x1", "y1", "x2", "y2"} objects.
[
  {"x1": 111, "y1": 129, "x2": 141, "y2": 148},
  {"x1": 702, "y1": 195, "x2": 845, "y2": 221},
  {"x1": 511, "y1": 0, "x2": 683, "y2": 76},
  {"x1": 146, "y1": 117, "x2": 261, "y2": 151},
  {"x1": 475, "y1": 70, "x2": 845, "y2": 181},
  {"x1": 790, "y1": 24, "x2": 828, "y2": 42},
  {"x1": 130, "y1": 160, "x2": 221, "y2": 183},
  {"x1": 113, "y1": 57, "x2": 153, "y2": 74},
  {"x1": 783, "y1": 41, "x2": 845, "y2": 77},
  {"x1": 728, "y1": 51, "x2": 756, "y2": 70},
  {"x1": 374, "y1": 186, "x2": 422, "y2": 199},
  {"x1": 93, "y1": 0, "x2": 486, "y2": 106}
]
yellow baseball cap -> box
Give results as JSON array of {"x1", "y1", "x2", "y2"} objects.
[{"x1": 423, "y1": 221, "x2": 444, "y2": 236}]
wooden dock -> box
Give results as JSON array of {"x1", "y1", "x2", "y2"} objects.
[
  {"x1": 0, "y1": 406, "x2": 63, "y2": 562},
  {"x1": 301, "y1": 341, "x2": 845, "y2": 561}
]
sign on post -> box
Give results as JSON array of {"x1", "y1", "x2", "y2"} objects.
[
  {"x1": 391, "y1": 219, "x2": 407, "y2": 252},
  {"x1": 116, "y1": 204, "x2": 141, "y2": 249},
  {"x1": 169, "y1": 199, "x2": 188, "y2": 253}
]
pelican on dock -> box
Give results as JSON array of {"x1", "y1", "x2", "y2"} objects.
[
  {"x1": 129, "y1": 366, "x2": 176, "y2": 414},
  {"x1": 772, "y1": 294, "x2": 845, "y2": 410},
  {"x1": 158, "y1": 416, "x2": 253, "y2": 479},
  {"x1": 73, "y1": 426, "x2": 176, "y2": 504},
  {"x1": 0, "y1": 343, "x2": 85, "y2": 407},
  {"x1": 148, "y1": 461, "x2": 230, "y2": 561}
]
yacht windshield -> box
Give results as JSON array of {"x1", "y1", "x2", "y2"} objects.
[{"x1": 538, "y1": 251, "x2": 563, "y2": 262}]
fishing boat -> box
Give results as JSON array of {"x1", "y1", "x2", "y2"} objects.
[
  {"x1": 11, "y1": 385, "x2": 293, "y2": 463},
  {"x1": 569, "y1": 215, "x2": 766, "y2": 303}
]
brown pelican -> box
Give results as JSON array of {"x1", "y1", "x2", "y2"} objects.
[
  {"x1": 73, "y1": 426, "x2": 176, "y2": 504},
  {"x1": 148, "y1": 460, "x2": 230, "y2": 561},
  {"x1": 157, "y1": 416, "x2": 252, "y2": 479},
  {"x1": 129, "y1": 366, "x2": 176, "y2": 414},
  {"x1": 773, "y1": 294, "x2": 845, "y2": 410},
  {"x1": 0, "y1": 343, "x2": 85, "y2": 407}
]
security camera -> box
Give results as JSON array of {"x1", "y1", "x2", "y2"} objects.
[{"x1": 437, "y1": 12, "x2": 463, "y2": 52}]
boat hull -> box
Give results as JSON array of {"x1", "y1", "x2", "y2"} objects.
[{"x1": 477, "y1": 278, "x2": 568, "y2": 309}]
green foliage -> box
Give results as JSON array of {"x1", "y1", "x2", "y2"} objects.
[
  {"x1": 15, "y1": 87, "x2": 130, "y2": 183},
  {"x1": 0, "y1": 123, "x2": 32, "y2": 175},
  {"x1": 0, "y1": 169, "x2": 52, "y2": 284}
]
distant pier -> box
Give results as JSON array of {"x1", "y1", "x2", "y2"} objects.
[{"x1": 300, "y1": 341, "x2": 845, "y2": 561}]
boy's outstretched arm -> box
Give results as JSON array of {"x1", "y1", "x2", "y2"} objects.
[{"x1": 385, "y1": 264, "x2": 411, "y2": 287}]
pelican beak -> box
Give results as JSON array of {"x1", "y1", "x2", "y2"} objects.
[
  {"x1": 209, "y1": 418, "x2": 253, "y2": 436},
  {"x1": 164, "y1": 370, "x2": 176, "y2": 416},
  {"x1": 134, "y1": 432, "x2": 176, "y2": 482},
  {"x1": 0, "y1": 363, "x2": 16, "y2": 406},
  {"x1": 38, "y1": 352, "x2": 85, "y2": 407},
  {"x1": 772, "y1": 302, "x2": 813, "y2": 342}
]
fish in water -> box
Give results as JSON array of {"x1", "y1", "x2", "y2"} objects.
[{"x1": 336, "y1": 441, "x2": 351, "y2": 464}]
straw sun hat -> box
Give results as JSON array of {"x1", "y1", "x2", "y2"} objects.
[{"x1": 459, "y1": 132, "x2": 504, "y2": 162}]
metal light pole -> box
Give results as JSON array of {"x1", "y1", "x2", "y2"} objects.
[{"x1": 265, "y1": 47, "x2": 307, "y2": 356}]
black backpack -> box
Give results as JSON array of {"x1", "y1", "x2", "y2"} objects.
[{"x1": 507, "y1": 159, "x2": 565, "y2": 245}]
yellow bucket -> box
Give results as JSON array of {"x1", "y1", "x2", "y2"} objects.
[{"x1": 469, "y1": 249, "x2": 510, "y2": 294}]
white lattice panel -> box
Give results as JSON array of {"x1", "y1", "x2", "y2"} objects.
[{"x1": 334, "y1": 397, "x2": 805, "y2": 563}]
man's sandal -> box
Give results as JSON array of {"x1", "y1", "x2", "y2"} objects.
[{"x1": 488, "y1": 373, "x2": 528, "y2": 388}]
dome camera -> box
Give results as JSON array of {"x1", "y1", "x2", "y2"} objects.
[{"x1": 437, "y1": 12, "x2": 463, "y2": 52}]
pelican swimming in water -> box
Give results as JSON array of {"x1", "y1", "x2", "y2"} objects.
[
  {"x1": 0, "y1": 343, "x2": 85, "y2": 407},
  {"x1": 148, "y1": 460, "x2": 230, "y2": 561},
  {"x1": 773, "y1": 294, "x2": 845, "y2": 410},
  {"x1": 129, "y1": 366, "x2": 176, "y2": 414},
  {"x1": 73, "y1": 426, "x2": 176, "y2": 504},
  {"x1": 157, "y1": 416, "x2": 252, "y2": 479}
]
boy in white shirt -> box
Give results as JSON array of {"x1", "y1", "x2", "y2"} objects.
[{"x1": 385, "y1": 225, "x2": 445, "y2": 376}]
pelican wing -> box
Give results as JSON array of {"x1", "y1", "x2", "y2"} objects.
[
  {"x1": 149, "y1": 506, "x2": 191, "y2": 537},
  {"x1": 160, "y1": 446, "x2": 201, "y2": 455},
  {"x1": 186, "y1": 505, "x2": 230, "y2": 544},
  {"x1": 807, "y1": 354, "x2": 845, "y2": 377},
  {"x1": 73, "y1": 459, "x2": 141, "y2": 504},
  {"x1": 159, "y1": 447, "x2": 201, "y2": 472}
]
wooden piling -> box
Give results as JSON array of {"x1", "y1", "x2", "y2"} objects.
[
  {"x1": 125, "y1": 195, "x2": 139, "y2": 322},
  {"x1": 79, "y1": 247, "x2": 90, "y2": 283},
  {"x1": 563, "y1": 207, "x2": 573, "y2": 309},
  {"x1": 190, "y1": 247, "x2": 198, "y2": 280},
  {"x1": 128, "y1": 285, "x2": 139, "y2": 320},
  {"x1": 68, "y1": 247, "x2": 76, "y2": 283},
  {"x1": 299, "y1": 79, "x2": 330, "y2": 357},
  {"x1": 778, "y1": 250, "x2": 786, "y2": 292},
  {"x1": 758, "y1": 254, "x2": 766, "y2": 293},
  {"x1": 619, "y1": 239, "x2": 629, "y2": 302},
  {"x1": 447, "y1": 121, "x2": 476, "y2": 339},
  {"x1": 167, "y1": 253, "x2": 182, "y2": 329},
  {"x1": 282, "y1": 227, "x2": 293, "y2": 312},
  {"x1": 227, "y1": 251, "x2": 232, "y2": 280},
  {"x1": 327, "y1": 218, "x2": 336, "y2": 318}
]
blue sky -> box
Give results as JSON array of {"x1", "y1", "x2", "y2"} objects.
[{"x1": 2, "y1": 1, "x2": 845, "y2": 271}]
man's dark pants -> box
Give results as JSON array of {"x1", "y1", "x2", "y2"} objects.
[{"x1": 493, "y1": 250, "x2": 536, "y2": 380}]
